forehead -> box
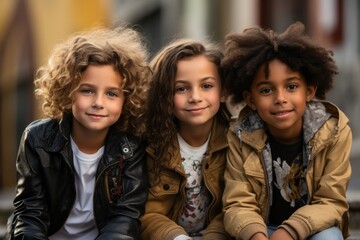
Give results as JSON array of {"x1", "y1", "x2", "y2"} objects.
[
  {"x1": 79, "y1": 65, "x2": 123, "y2": 86},
  {"x1": 175, "y1": 55, "x2": 219, "y2": 81},
  {"x1": 254, "y1": 59, "x2": 302, "y2": 81}
]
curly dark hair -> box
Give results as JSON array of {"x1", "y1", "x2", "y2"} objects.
[
  {"x1": 34, "y1": 24, "x2": 150, "y2": 135},
  {"x1": 146, "y1": 38, "x2": 229, "y2": 174},
  {"x1": 221, "y1": 21, "x2": 339, "y2": 104}
]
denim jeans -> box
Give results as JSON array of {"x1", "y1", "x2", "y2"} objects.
[{"x1": 267, "y1": 225, "x2": 343, "y2": 240}]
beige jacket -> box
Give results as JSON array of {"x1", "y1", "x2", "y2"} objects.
[
  {"x1": 223, "y1": 100, "x2": 352, "y2": 240},
  {"x1": 140, "y1": 117, "x2": 232, "y2": 240}
]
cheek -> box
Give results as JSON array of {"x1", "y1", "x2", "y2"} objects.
[
  {"x1": 251, "y1": 98, "x2": 270, "y2": 113},
  {"x1": 210, "y1": 93, "x2": 222, "y2": 108},
  {"x1": 111, "y1": 100, "x2": 125, "y2": 115},
  {"x1": 72, "y1": 96, "x2": 87, "y2": 110},
  {"x1": 173, "y1": 95, "x2": 183, "y2": 110}
]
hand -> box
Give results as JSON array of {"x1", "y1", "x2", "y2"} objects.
[
  {"x1": 269, "y1": 228, "x2": 294, "y2": 240},
  {"x1": 174, "y1": 234, "x2": 192, "y2": 240},
  {"x1": 250, "y1": 232, "x2": 268, "y2": 240}
]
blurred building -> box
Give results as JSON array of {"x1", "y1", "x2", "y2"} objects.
[{"x1": 0, "y1": 0, "x2": 359, "y2": 192}]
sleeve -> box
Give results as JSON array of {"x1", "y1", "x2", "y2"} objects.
[
  {"x1": 97, "y1": 138, "x2": 148, "y2": 240},
  {"x1": 280, "y1": 122, "x2": 352, "y2": 240},
  {"x1": 140, "y1": 156, "x2": 189, "y2": 239},
  {"x1": 11, "y1": 129, "x2": 50, "y2": 240},
  {"x1": 222, "y1": 129, "x2": 268, "y2": 240},
  {"x1": 203, "y1": 213, "x2": 232, "y2": 240}
]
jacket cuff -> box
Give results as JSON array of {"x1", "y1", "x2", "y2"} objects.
[
  {"x1": 202, "y1": 232, "x2": 231, "y2": 240},
  {"x1": 280, "y1": 216, "x2": 311, "y2": 240},
  {"x1": 240, "y1": 223, "x2": 268, "y2": 240},
  {"x1": 167, "y1": 228, "x2": 189, "y2": 240}
]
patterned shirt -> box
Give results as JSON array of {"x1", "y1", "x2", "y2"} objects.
[{"x1": 177, "y1": 133, "x2": 211, "y2": 235}]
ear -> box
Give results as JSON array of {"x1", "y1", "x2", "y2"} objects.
[
  {"x1": 306, "y1": 85, "x2": 317, "y2": 102},
  {"x1": 243, "y1": 91, "x2": 256, "y2": 110}
]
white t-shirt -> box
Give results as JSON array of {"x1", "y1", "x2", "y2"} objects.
[
  {"x1": 49, "y1": 137, "x2": 104, "y2": 240},
  {"x1": 176, "y1": 133, "x2": 211, "y2": 237}
]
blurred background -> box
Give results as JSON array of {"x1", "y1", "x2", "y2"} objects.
[{"x1": 0, "y1": 0, "x2": 359, "y2": 236}]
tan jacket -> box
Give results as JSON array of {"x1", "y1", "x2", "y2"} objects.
[
  {"x1": 223, "y1": 100, "x2": 352, "y2": 240},
  {"x1": 140, "y1": 117, "x2": 232, "y2": 240}
]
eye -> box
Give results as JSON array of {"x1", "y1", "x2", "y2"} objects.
[
  {"x1": 287, "y1": 84, "x2": 298, "y2": 91},
  {"x1": 202, "y1": 83, "x2": 214, "y2": 89},
  {"x1": 259, "y1": 87, "x2": 272, "y2": 95},
  {"x1": 175, "y1": 86, "x2": 188, "y2": 92},
  {"x1": 106, "y1": 91, "x2": 119, "y2": 97},
  {"x1": 80, "y1": 88, "x2": 94, "y2": 95}
]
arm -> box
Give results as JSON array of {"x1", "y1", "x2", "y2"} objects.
[
  {"x1": 140, "y1": 191, "x2": 188, "y2": 239},
  {"x1": 11, "y1": 129, "x2": 50, "y2": 239},
  {"x1": 203, "y1": 213, "x2": 232, "y2": 240},
  {"x1": 280, "y1": 122, "x2": 352, "y2": 240},
  {"x1": 97, "y1": 138, "x2": 148, "y2": 240},
  {"x1": 140, "y1": 154, "x2": 189, "y2": 239},
  {"x1": 222, "y1": 129, "x2": 268, "y2": 240},
  {"x1": 269, "y1": 229, "x2": 293, "y2": 240}
]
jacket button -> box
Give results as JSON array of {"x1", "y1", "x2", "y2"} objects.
[{"x1": 163, "y1": 184, "x2": 170, "y2": 190}]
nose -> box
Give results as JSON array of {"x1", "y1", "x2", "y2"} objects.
[
  {"x1": 274, "y1": 89, "x2": 287, "y2": 104},
  {"x1": 188, "y1": 88, "x2": 202, "y2": 103},
  {"x1": 92, "y1": 94, "x2": 104, "y2": 109}
]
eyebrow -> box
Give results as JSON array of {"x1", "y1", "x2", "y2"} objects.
[
  {"x1": 175, "y1": 76, "x2": 218, "y2": 83},
  {"x1": 255, "y1": 76, "x2": 302, "y2": 87},
  {"x1": 78, "y1": 83, "x2": 122, "y2": 91}
]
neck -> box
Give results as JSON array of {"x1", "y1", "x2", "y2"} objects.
[
  {"x1": 178, "y1": 121, "x2": 213, "y2": 147},
  {"x1": 71, "y1": 126, "x2": 108, "y2": 154}
]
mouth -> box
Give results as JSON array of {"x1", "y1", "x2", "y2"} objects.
[
  {"x1": 271, "y1": 110, "x2": 293, "y2": 117},
  {"x1": 186, "y1": 107, "x2": 207, "y2": 113},
  {"x1": 86, "y1": 113, "x2": 107, "y2": 118}
]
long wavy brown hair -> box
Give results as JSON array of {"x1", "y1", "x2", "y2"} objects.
[
  {"x1": 146, "y1": 39, "x2": 229, "y2": 175},
  {"x1": 221, "y1": 21, "x2": 339, "y2": 104},
  {"x1": 34, "y1": 24, "x2": 150, "y2": 135}
]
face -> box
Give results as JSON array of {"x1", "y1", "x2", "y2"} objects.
[
  {"x1": 244, "y1": 59, "x2": 316, "y2": 143},
  {"x1": 72, "y1": 65, "x2": 125, "y2": 136},
  {"x1": 173, "y1": 55, "x2": 225, "y2": 132}
]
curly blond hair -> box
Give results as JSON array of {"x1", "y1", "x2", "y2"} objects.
[{"x1": 34, "y1": 24, "x2": 150, "y2": 135}]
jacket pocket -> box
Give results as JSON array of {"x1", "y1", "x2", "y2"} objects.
[
  {"x1": 149, "y1": 171, "x2": 180, "y2": 198},
  {"x1": 104, "y1": 162, "x2": 123, "y2": 204},
  {"x1": 243, "y1": 152, "x2": 266, "y2": 180},
  {"x1": 243, "y1": 152, "x2": 266, "y2": 199}
]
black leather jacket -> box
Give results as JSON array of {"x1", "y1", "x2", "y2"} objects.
[{"x1": 7, "y1": 114, "x2": 148, "y2": 239}]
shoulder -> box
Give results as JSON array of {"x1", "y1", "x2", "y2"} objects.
[
  {"x1": 315, "y1": 100, "x2": 350, "y2": 131},
  {"x1": 23, "y1": 118, "x2": 59, "y2": 142},
  {"x1": 309, "y1": 101, "x2": 351, "y2": 145},
  {"x1": 21, "y1": 118, "x2": 69, "y2": 152},
  {"x1": 26, "y1": 118, "x2": 57, "y2": 131}
]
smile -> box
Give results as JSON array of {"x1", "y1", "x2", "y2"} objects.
[
  {"x1": 86, "y1": 113, "x2": 107, "y2": 119},
  {"x1": 186, "y1": 107, "x2": 207, "y2": 114},
  {"x1": 272, "y1": 110, "x2": 292, "y2": 118}
]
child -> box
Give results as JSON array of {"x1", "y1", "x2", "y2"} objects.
[
  {"x1": 6, "y1": 25, "x2": 150, "y2": 239},
  {"x1": 221, "y1": 22, "x2": 352, "y2": 240},
  {"x1": 140, "y1": 39, "x2": 232, "y2": 239}
]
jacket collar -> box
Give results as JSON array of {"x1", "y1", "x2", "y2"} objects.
[
  {"x1": 148, "y1": 115, "x2": 229, "y2": 169},
  {"x1": 59, "y1": 112, "x2": 72, "y2": 141},
  {"x1": 234, "y1": 100, "x2": 340, "y2": 149},
  {"x1": 54, "y1": 113, "x2": 131, "y2": 156}
]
